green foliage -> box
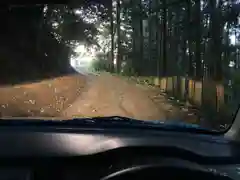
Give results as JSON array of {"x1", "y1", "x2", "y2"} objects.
[
  {"x1": 120, "y1": 61, "x2": 137, "y2": 76},
  {"x1": 232, "y1": 71, "x2": 240, "y2": 85},
  {"x1": 91, "y1": 54, "x2": 109, "y2": 71},
  {"x1": 45, "y1": 4, "x2": 99, "y2": 45}
]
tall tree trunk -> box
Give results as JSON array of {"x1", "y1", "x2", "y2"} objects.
[
  {"x1": 195, "y1": 0, "x2": 202, "y2": 79},
  {"x1": 162, "y1": 0, "x2": 167, "y2": 76},
  {"x1": 116, "y1": 0, "x2": 121, "y2": 73},
  {"x1": 149, "y1": 0, "x2": 158, "y2": 76},
  {"x1": 131, "y1": 0, "x2": 143, "y2": 75},
  {"x1": 131, "y1": 0, "x2": 137, "y2": 74},
  {"x1": 155, "y1": 0, "x2": 160, "y2": 78},
  {"x1": 187, "y1": 1, "x2": 194, "y2": 77},
  {"x1": 148, "y1": 0, "x2": 152, "y2": 76},
  {"x1": 138, "y1": 0, "x2": 143, "y2": 75},
  {"x1": 209, "y1": 0, "x2": 222, "y2": 80},
  {"x1": 214, "y1": 0, "x2": 223, "y2": 80},
  {"x1": 110, "y1": 0, "x2": 114, "y2": 72},
  {"x1": 167, "y1": 7, "x2": 173, "y2": 76}
]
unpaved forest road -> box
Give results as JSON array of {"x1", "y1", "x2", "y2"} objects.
[
  {"x1": 0, "y1": 71, "x2": 199, "y2": 123},
  {"x1": 62, "y1": 72, "x2": 166, "y2": 120}
]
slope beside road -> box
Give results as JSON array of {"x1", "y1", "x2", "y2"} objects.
[{"x1": 0, "y1": 74, "x2": 87, "y2": 117}]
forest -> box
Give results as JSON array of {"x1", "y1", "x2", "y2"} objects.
[{"x1": 0, "y1": 1, "x2": 240, "y2": 127}]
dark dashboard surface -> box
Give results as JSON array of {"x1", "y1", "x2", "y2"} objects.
[
  {"x1": 0, "y1": 126, "x2": 240, "y2": 180},
  {"x1": 0, "y1": 126, "x2": 233, "y2": 157}
]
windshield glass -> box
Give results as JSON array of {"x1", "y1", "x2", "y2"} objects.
[{"x1": 1, "y1": 2, "x2": 239, "y2": 132}]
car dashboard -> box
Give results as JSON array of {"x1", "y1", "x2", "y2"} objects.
[{"x1": 0, "y1": 126, "x2": 239, "y2": 180}]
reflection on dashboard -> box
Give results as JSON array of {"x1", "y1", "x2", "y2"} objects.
[{"x1": 0, "y1": 168, "x2": 31, "y2": 180}]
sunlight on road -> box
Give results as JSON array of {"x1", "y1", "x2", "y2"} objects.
[
  {"x1": 71, "y1": 44, "x2": 94, "y2": 65},
  {"x1": 70, "y1": 44, "x2": 98, "y2": 75}
]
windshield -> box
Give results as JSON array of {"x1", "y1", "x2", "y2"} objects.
[{"x1": 0, "y1": 1, "x2": 239, "y2": 132}]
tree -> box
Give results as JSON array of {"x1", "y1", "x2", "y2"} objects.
[{"x1": 116, "y1": 0, "x2": 121, "y2": 73}]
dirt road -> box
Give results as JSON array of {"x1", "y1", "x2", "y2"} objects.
[
  {"x1": 0, "y1": 71, "x2": 199, "y2": 123},
  {"x1": 62, "y1": 73, "x2": 166, "y2": 120}
]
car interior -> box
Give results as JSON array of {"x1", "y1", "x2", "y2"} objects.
[
  {"x1": 0, "y1": 108, "x2": 238, "y2": 180},
  {"x1": 0, "y1": 0, "x2": 239, "y2": 179}
]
